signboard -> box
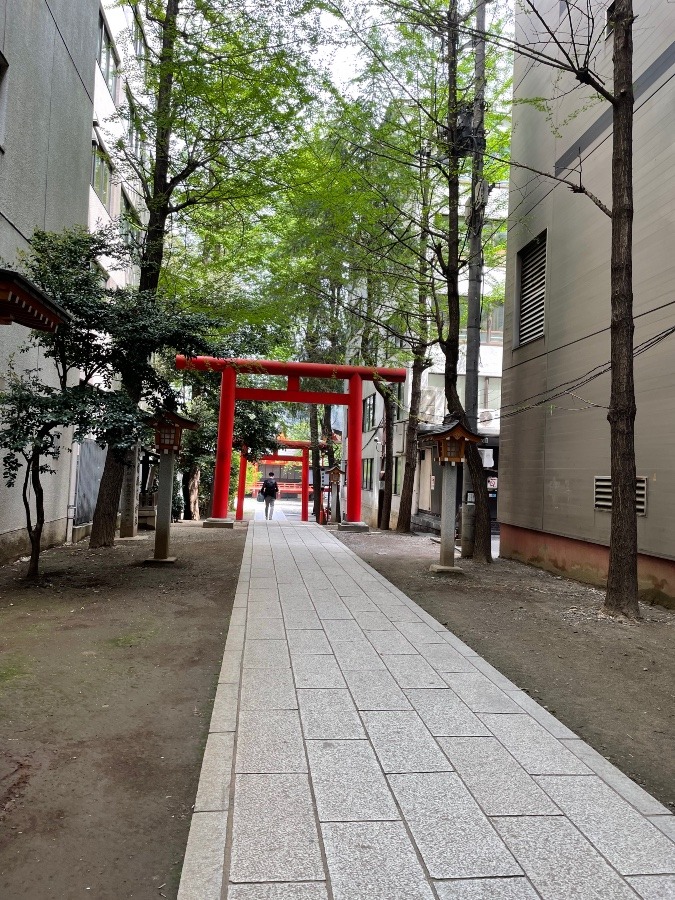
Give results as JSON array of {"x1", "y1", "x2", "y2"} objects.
[{"x1": 487, "y1": 476, "x2": 498, "y2": 490}]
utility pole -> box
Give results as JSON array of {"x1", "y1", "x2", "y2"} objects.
[{"x1": 461, "y1": 0, "x2": 487, "y2": 557}]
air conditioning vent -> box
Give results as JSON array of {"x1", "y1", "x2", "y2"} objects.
[
  {"x1": 518, "y1": 234, "x2": 547, "y2": 345},
  {"x1": 594, "y1": 475, "x2": 647, "y2": 516},
  {"x1": 393, "y1": 421, "x2": 406, "y2": 455}
]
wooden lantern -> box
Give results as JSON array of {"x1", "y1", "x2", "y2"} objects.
[
  {"x1": 422, "y1": 420, "x2": 481, "y2": 465},
  {"x1": 150, "y1": 410, "x2": 198, "y2": 455}
]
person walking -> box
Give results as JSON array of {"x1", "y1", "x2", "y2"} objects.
[{"x1": 261, "y1": 471, "x2": 279, "y2": 520}]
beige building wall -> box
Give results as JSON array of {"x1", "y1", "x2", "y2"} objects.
[
  {"x1": 500, "y1": 0, "x2": 675, "y2": 598},
  {"x1": 0, "y1": 0, "x2": 97, "y2": 562}
]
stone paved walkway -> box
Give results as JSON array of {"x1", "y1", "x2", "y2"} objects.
[{"x1": 178, "y1": 522, "x2": 675, "y2": 900}]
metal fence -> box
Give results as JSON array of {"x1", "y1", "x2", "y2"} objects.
[{"x1": 73, "y1": 439, "x2": 107, "y2": 526}]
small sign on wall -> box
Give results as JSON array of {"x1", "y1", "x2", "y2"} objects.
[{"x1": 430, "y1": 475, "x2": 436, "y2": 490}]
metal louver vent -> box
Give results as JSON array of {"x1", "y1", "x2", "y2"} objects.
[
  {"x1": 594, "y1": 476, "x2": 648, "y2": 516},
  {"x1": 518, "y1": 235, "x2": 547, "y2": 345}
]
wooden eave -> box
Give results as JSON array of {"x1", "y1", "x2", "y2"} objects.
[{"x1": 0, "y1": 269, "x2": 71, "y2": 332}]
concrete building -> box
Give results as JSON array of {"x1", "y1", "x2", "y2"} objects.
[
  {"x1": 0, "y1": 0, "x2": 98, "y2": 561},
  {"x1": 499, "y1": 1, "x2": 675, "y2": 601}
]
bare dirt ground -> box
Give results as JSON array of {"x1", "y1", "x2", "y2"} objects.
[
  {"x1": 0, "y1": 522, "x2": 246, "y2": 900},
  {"x1": 337, "y1": 529, "x2": 675, "y2": 811}
]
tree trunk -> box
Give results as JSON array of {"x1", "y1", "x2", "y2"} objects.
[
  {"x1": 181, "y1": 465, "x2": 201, "y2": 520},
  {"x1": 321, "y1": 405, "x2": 336, "y2": 466},
  {"x1": 24, "y1": 448, "x2": 45, "y2": 579},
  {"x1": 89, "y1": 448, "x2": 126, "y2": 548},
  {"x1": 375, "y1": 385, "x2": 394, "y2": 530},
  {"x1": 309, "y1": 404, "x2": 322, "y2": 521},
  {"x1": 605, "y1": 0, "x2": 638, "y2": 617},
  {"x1": 461, "y1": 0, "x2": 487, "y2": 558},
  {"x1": 397, "y1": 355, "x2": 425, "y2": 532}
]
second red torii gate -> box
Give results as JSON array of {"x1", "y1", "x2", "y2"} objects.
[
  {"x1": 175, "y1": 356, "x2": 407, "y2": 525},
  {"x1": 236, "y1": 438, "x2": 328, "y2": 523}
]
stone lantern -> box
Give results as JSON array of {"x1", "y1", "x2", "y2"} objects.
[{"x1": 420, "y1": 419, "x2": 480, "y2": 573}]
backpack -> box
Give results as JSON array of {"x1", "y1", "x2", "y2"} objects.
[{"x1": 262, "y1": 477, "x2": 277, "y2": 497}]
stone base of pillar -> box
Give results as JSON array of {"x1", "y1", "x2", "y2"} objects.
[
  {"x1": 338, "y1": 521, "x2": 369, "y2": 533},
  {"x1": 203, "y1": 518, "x2": 235, "y2": 529},
  {"x1": 143, "y1": 556, "x2": 177, "y2": 565},
  {"x1": 429, "y1": 563, "x2": 465, "y2": 575}
]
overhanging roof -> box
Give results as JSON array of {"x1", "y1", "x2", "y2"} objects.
[{"x1": 0, "y1": 269, "x2": 71, "y2": 332}]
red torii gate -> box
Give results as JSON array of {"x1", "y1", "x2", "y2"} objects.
[
  {"x1": 236, "y1": 438, "x2": 328, "y2": 523},
  {"x1": 175, "y1": 356, "x2": 406, "y2": 525}
]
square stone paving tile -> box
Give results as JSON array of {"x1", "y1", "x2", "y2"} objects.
[
  {"x1": 649, "y1": 815, "x2": 675, "y2": 841},
  {"x1": 508, "y1": 691, "x2": 577, "y2": 740},
  {"x1": 434, "y1": 878, "x2": 540, "y2": 899},
  {"x1": 292, "y1": 654, "x2": 346, "y2": 689},
  {"x1": 243, "y1": 639, "x2": 291, "y2": 670},
  {"x1": 561, "y1": 739, "x2": 671, "y2": 816},
  {"x1": 365, "y1": 630, "x2": 417, "y2": 655},
  {"x1": 362, "y1": 710, "x2": 452, "y2": 773},
  {"x1": 351, "y1": 610, "x2": 397, "y2": 631},
  {"x1": 306, "y1": 739, "x2": 399, "y2": 822},
  {"x1": 627, "y1": 875, "x2": 675, "y2": 899},
  {"x1": 246, "y1": 618, "x2": 287, "y2": 640},
  {"x1": 480, "y1": 714, "x2": 591, "y2": 776},
  {"x1": 322, "y1": 619, "x2": 365, "y2": 643},
  {"x1": 321, "y1": 820, "x2": 436, "y2": 900},
  {"x1": 443, "y1": 673, "x2": 523, "y2": 713},
  {"x1": 405, "y1": 689, "x2": 491, "y2": 737},
  {"x1": 341, "y1": 595, "x2": 380, "y2": 614},
  {"x1": 332, "y1": 641, "x2": 387, "y2": 672},
  {"x1": 417, "y1": 643, "x2": 480, "y2": 674},
  {"x1": 373, "y1": 603, "x2": 423, "y2": 624},
  {"x1": 493, "y1": 816, "x2": 639, "y2": 900},
  {"x1": 313, "y1": 599, "x2": 353, "y2": 620},
  {"x1": 388, "y1": 772, "x2": 521, "y2": 879},
  {"x1": 240, "y1": 667, "x2": 298, "y2": 711},
  {"x1": 536, "y1": 775, "x2": 675, "y2": 875},
  {"x1": 341, "y1": 669, "x2": 412, "y2": 711},
  {"x1": 287, "y1": 629, "x2": 333, "y2": 657},
  {"x1": 384, "y1": 654, "x2": 447, "y2": 689},
  {"x1": 283, "y1": 609, "x2": 323, "y2": 630},
  {"x1": 228, "y1": 884, "x2": 329, "y2": 900},
  {"x1": 395, "y1": 622, "x2": 447, "y2": 646},
  {"x1": 441, "y1": 632, "x2": 480, "y2": 657},
  {"x1": 248, "y1": 602, "x2": 283, "y2": 620},
  {"x1": 298, "y1": 689, "x2": 365, "y2": 739},
  {"x1": 439, "y1": 737, "x2": 559, "y2": 816},
  {"x1": 230, "y1": 774, "x2": 324, "y2": 884},
  {"x1": 235, "y1": 709, "x2": 306, "y2": 774}
]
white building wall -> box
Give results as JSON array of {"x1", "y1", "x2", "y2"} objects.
[{"x1": 0, "y1": 0, "x2": 98, "y2": 562}]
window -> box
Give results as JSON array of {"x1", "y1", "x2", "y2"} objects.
[
  {"x1": 361, "y1": 458, "x2": 374, "y2": 490},
  {"x1": 393, "y1": 457, "x2": 403, "y2": 495},
  {"x1": 0, "y1": 51, "x2": 8, "y2": 151},
  {"x1": 394, "y1": 381, "x2": 405, "y2": 420},
  {"x1": 594, "y1": 475, "x2": 647, "y2": 516},
  {"x1": 606, "y1": 2, "x2": 616, "y2": 38},
  {"x1": 517, "y1": 232, "x2": 547, "y2": 345},
  {"x1": 131, "y1": 8, "x2": 146, "y2": 58},
  {"x1": 120, "y1": 192, "x2": 141, "y2": 248},
  {"x1": 98, "y1": 13, "x2": 119, "y2": 100},
  {"x1": 427, "y1": 372, "x2": 445, "y2": 390},
  {"x1": 91, "y1": 141, "x2": 113, "y2": 210},
  {"x1": 362, "y1": 394, "x2": 376, "y2": 431}
]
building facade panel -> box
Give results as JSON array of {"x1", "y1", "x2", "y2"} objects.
[{"x1": 500, "y1": 0, "x2": 675, "y2": 597}]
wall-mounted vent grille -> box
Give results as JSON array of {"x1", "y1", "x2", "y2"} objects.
[
  {"x1": 518, "y1": 234, "x2": 547, "y2": 345},
  {"x1": 594, "y1": 475, "x2": 647, "y2": 516}
]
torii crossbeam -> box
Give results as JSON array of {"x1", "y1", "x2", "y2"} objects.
[{"x1": 175, "y1": 356, "x2": 406, "y2": 525}]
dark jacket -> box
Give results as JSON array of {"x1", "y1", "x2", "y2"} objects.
[{"x1": 262, "y1": 477, "x2": 279, "y2": 497}]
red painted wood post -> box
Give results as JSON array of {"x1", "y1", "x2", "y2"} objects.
[
  {"x1": 212, "y1": 367, "x2": 236, "y2": 519},
  {"x1": 346, "y1": 373, "x2": 363, "y2": 523},
  {"x1": 301, "y1": 448, "x2": 309, "y2": 522},
  {"x1": 236, "y1": 445, "x2": 248, "y2": 520}
]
